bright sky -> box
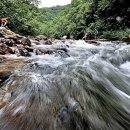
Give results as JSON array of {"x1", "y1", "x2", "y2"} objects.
[{"x1": 39, "y1": 0, "x2": 72, "y2": 7}]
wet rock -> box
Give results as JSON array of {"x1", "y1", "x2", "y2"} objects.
[
  {"x1": 40, "y1": 39, "x2": 52, "y2": 45},
  {"x1": 122, "y1": 36, "x2": 130, "y2": 44},
  {"x1": 20, "y1": 37, "x2": 31, "y2": 46},
  {"x1": 33, "y1": 43, "x2": 69, "y2": 56},
  {"x1": 36, "y1": 47, "x2": 68, "y2": 55},
  {"x1": 15, "y1": 46, "x2": 31, "y2": 57},
  {"x1": 0, "y1": 43, "x2": 14, "y2": 55},
  {"x1": 0, "y1": 56, "x2": 6, "y2": 63},
  {"x1": 30, "y1": 39, "x2": 40, "y2": 45},
  {"x1": 0, "y1": 59, "x2": 28, "y2": 100},
  {"x1": 38, "y1": 48, "x2": 53, "y2": 54},
  {"x1": 45, "y1": 39, "x2": 52, "y2": 45},
  {"x1": 4, "y1": 35, "x2": 17, "y2": 39},
  {"x1": 33, "y1": 49, "x2": 42, "y2": 55},
  {"x1": 35, "y1": 35, "x2": 47, "y2": 41},
  {"x1": 0, "y1": 59, "x2": 29, "y2": 81},
  {"x1": 55, "y1": 50, "x2": 70, "y2": 58},
  {"x1": 0, "y1": 38, "x2": 15, "y2": 47},
  {"x1": 0, "y1": 27, "x2": 71, "y2": 58},
  {"x1": 39, "y1": 40, "x2": 47, "y2": 45},
  {"x1": 42, "y1": 38, "x2": 53, "y2": 45},
  {"x1": 0, "y1": 27, "x2": 16, "y2": 38},
  {"x1": 0, "y1": 71, "x2": 11, "y2": 85},
  {"x1": 24, "y1": 46, "x2": 34, "y2": 52}
]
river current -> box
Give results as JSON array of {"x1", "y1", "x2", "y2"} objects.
[{"x1": 0, "y1": 40, "x2": 130, "y2": 130}]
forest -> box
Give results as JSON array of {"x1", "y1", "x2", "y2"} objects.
[{"x1": 1, "y1": 0, "x2": 130, "y2": 39}]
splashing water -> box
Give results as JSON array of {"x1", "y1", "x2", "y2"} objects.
[{"x1": 0, "y1": 41, "x2": 130, "y2": 130}]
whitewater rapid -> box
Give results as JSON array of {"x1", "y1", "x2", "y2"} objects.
[{"x1": 0, "y1": 40, "x2": 130, "y2": 130}]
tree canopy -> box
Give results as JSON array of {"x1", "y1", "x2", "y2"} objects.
[
  {"x1": 41, "y1": 0, "x2": 130, "y2": 39},
  {"x1": 1, "y1": 0, "x2": 130, "y2": 39},
  {"x1": 0, "y1": 0, "x2": 41, "y2": 35}
]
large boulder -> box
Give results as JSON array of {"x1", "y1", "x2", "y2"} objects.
[{"x1": 0, "y1": 59, "x2": 28, "y2": 87}]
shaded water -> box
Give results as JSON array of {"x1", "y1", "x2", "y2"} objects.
[{"x1": 0, "y1": 41, "x2": 130, "y2": 130}]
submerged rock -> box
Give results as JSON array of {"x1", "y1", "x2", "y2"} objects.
[{"x1": 0, "y1": 59, "x2": 28, "y2": 85}]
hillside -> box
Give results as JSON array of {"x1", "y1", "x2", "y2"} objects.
[
  {"x1": 44, "y1": 5, "x2": 68, "y2": 21},
  {"x1": 0, "y1": 0, "x2": 130, "y2": 40},
  {"x1": 40, "y1": 0, "x2": 130, "y2": 39}
]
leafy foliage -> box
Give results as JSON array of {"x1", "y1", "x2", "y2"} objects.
[
  {"x1": 41, "y1": 0, "x2": 130, "y2": 39},
  {"x1": 0, "y1": 0, "x2": 41, "y2": 35},
  {"x1": 0, "y1": 0, "x2": 130, "y2": 39}
]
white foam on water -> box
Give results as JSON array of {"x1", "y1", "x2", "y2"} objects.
[
  {"x1": 30, "y1": 74, "x2": 42, "y2": 83},
  {"x1": 120, "y1": 62, "x2": 130, "y2": 77},
  {"x1": 30, "y1": 57, "x2": 64, "y2": 70},
  {"x1": 4, "y1": 54, "x2": 26, "y2": 59},
  {"x1": 13, "y1": 105, "x2": 26, "y2": 116}
]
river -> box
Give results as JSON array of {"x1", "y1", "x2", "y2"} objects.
[{"x1": 0, "y1": 40, "x2": 130, "y2": 130}]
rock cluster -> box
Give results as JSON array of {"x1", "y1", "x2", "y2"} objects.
[{"x1": 0, "y1": 27, "x2": 69, "y2": 57}]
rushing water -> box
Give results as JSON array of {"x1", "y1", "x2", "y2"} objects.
[{"x1": 0, "y1": 40, "x2": 130, "y2": 130}]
